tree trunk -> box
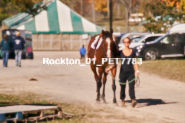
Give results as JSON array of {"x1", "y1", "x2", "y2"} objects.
[
  {"x1": 81, "y1": 0, "x2": 83, "y2": 16},
  {"x1": 125, "y1": 8, "x2": 129, "y2": 32},
  {"x1": 121, "y1": 0, "x2": 132, "y2": 32},
  {"x1": 116, "y1": 2, "x2": 120, "y2": 18}
]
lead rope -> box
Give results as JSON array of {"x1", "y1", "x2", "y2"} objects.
[{"x1": 106, "y1": 66, "x2": 140, "y2": 87}]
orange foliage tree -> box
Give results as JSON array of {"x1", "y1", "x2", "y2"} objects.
[
  {"x1": 162, "y1": 0, "x2": 180, "y2": 9},
  {"x1": 94, "y1": 0, "x2": 108, "y2": 16}
]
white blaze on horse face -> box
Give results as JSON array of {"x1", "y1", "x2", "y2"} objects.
[{"x1": 106, "y1": 38, "x2": 111, "y2": 58}]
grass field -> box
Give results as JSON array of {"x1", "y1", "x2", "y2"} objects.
[
  {"x1": 85, "y1": 17, "x2": 144, "y2": 32},
  {"x1": 0, "y1": 93, "x2": 87, "y2": 123},
  {"x1": 140, "y1": 59, "x2": 185, "y2": 82},
  {"x1": 0, "y1": 93, "x2": 143, "y2": 123}
]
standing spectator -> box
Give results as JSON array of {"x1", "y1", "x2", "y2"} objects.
[
  {"x1": 80, "y1": 45, "x2": 86, "y2": 59},
  {"x1": 14, "y1": 31, "x2": 25, "y2": 67},
  {"x1": 0, "y1": 34, "x2": 10, "y2": 67}
]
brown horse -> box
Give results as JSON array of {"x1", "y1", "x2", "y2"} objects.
[{"x1": 88, "y1": 29, "x2": 119, "y2": 103}]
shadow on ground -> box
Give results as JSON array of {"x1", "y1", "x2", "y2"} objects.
[{"x1": 125, "y1": 98, "x2": 177, "y2": 107}]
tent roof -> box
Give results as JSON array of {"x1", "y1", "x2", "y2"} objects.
[
  {"x1": 2, "y1": 13, "x2": 32, "y2": 28},
  {"x1": 2, "y1": 0, "x2": 102, "y2": 34}
]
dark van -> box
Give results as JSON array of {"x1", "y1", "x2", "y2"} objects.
[
  {"x1": 1, "y1": 29, "x2": 34, "y2": 59},
  {"x1": 135, "y1": 24, "x2": 185, "y2": 60}
]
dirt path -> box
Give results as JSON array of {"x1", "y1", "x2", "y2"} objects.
[{"x1": 0, "y1": 51, "x2": 184, "y2": 123}]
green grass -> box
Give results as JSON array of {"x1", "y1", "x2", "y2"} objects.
[
  {"x1": 140, "y1": 59, "x2": 185, "y2": 82},
  {"x1": 0, "y1": 93, "x2": 88, "y2": 123}
]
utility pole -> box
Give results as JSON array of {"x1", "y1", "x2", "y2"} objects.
[{"x1": 109, "y1": 0, "x2": 113, "y2": 31}]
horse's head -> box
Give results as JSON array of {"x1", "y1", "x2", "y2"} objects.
[{"x1": 100, "y1": 29, "x2": 117, "y2": 58}]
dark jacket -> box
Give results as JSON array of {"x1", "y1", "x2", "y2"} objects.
[
  {"x1": 14, "y1": 36, "x2": 25, "y2": 50},
  {"x1": 0, "y1": 39, "x2": 10, "y2": 50}
]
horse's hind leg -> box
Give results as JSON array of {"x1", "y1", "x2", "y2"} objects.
[
  {"x1": 111, "y1": 67, "x2": 117, "y2": 103},
  {"x1": 90, "y1": 63, "x2": 99, "y2": 91},
  {"x1": 102, "y1": 72, "x2": 108, "y2": 103},
  {"x1": 90, "y1": 64, "x2": 102, "y2": 101}
]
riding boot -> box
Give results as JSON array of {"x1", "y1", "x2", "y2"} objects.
[
  {"x1": 131, "y1": 99, "x2": 137, "y2": 108},
  {"x1": 122, "y1": 100, "x2": 126, "y2": 107}
]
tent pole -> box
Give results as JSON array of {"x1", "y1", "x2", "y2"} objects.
[
  {"x1": 41, "y1": 34, "x2": 43, "y2": 50},
  {"x1": 79, "y1": 34, "x2": 81, "y2": 50},
  {"x1": 60, "y1": 33, "x2": 62, "y2": 50},
  {"x1": 37, "y1": 34, "x2": 38, "y2": 50},
  {"x1": 50, "y1": 34, "x2": 52, "y2": 50},
  {"x1": 70, "y1": 34, "x2": 72, "y2": 50}
]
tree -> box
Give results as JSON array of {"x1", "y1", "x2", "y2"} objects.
[
  {"x1": 94, "y1": 0, "x2": 108, "y2": 16},
  {"x1": 0, "y1": 0, "x2": 46, "y2": 25},
  {"x1": 0, "y1": 0, "x2": 20, "y2": 25},
  {"x1": 180, "y1": 0, "x2": 185, "y2": 12},
  {"x1": 163, "y1": 0, "x2": 180, "y2": 8},
  {"x1": 13, "y1": 0, "x2": 46, "y2": 16},
  {"x1": 120, "y1": 0, "x2": 133, "y2": 32},
  {"x1": 143, "y1": 0, "x2": 185, "y2": 33}
]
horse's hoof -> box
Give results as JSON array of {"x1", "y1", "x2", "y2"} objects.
[
  {"x1": 113, "y1": 99, "x2": 117, "y2": 103},
  {"x1": 103, "y1": 99, "x2": 107, "y2": 104},
  {"x1": 96, "y1": 98, "x2": 100, "y2": 101},
  {"x1": 100, "y1": 95, "x2": 105, "y2": 99}
]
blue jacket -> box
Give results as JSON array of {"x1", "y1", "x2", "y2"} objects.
[
  {"x1": 0, "y1": 39, "x2": 10, "y2": 50},
  {"x1": 80, "y1": 47, "x2": 86, "y2": 55},
  {"x1": 14, "y1": 36, "x2": 25, "y2": 50}
]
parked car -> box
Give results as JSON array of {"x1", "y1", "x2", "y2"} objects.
[
  {"x1": 134, "y1": 24, "x2": 185, "y2": 60},
  {"x1": 1, "y1": 29, "x2": 34, "y2": 59},
  {"x1": 113, "y1": 32, "x2": 126, "y2": 43},
  {"x1": 118, "y1": 32, "x2": 150, "y2": 50},
  {"x1": 129, "y1": 33, "x2": 165, "y2": 48}
]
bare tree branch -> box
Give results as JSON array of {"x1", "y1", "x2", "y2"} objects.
[{"x1": 120, "y1": 0, "x2": 133, "y2": 32}]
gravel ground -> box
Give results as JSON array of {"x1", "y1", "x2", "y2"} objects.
[{"x1": 0, "y1": 51, "x2": 185, "y2": 123}]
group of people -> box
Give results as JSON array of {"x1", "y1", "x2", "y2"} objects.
[{"x1": 0, "y1": 31, "x2": 25, "y2": 67}]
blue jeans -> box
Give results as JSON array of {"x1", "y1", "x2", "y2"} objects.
[
  {"x1": 2, "y1": 50, "x2": 9, "y2": 67},
  {"x1": 15, "y1": 50, "x2": 22, "y2": 66}
]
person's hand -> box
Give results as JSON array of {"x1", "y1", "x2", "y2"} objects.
[
  {"x1": 105, "y1": 68, "x2": 110, "y2": 73},
  {"x1": 135, "y1": 71, "x2": 140, "y2": 77}
]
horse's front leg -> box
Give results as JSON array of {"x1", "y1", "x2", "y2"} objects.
[
  {"x1": 102, "y1": 72, "x2": 108, "y2": 103},
  {"x1": 111, "y1": 66, "x2": 117, "y2": 103},
  {"x1": 96, "y1": 67, "x2": 103, "y2": 101}
]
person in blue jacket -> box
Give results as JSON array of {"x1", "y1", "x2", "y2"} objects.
[
  {"x1": 14, "y1": 31, "x2": 25, "y2": 67},
  {"x1": 0, "y1": 34, "x2": 10, "y2": 67},
  {"x1": 79, "y1": 45, "x2": 86, "y2": 59}
]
